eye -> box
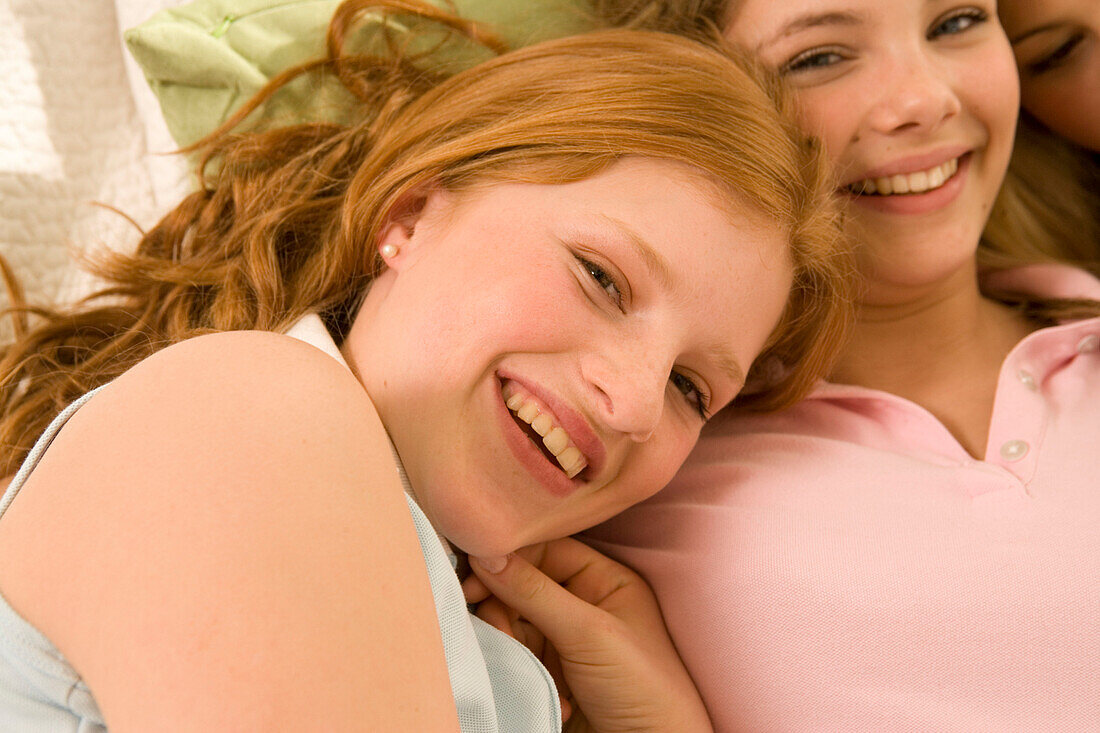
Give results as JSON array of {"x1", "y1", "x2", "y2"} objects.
[
  {"x1": 1026, "y1": 32, "x2": 1086, "y2": 75},
  {"x1": 782, "y1": 47, "x2": 848, "y2": 75},
  {"x1": 670, "y1": 370, "x2": 710, "y2": 420},
  {"x1": 577, "y1": 256, "x2": 624, "y2": 309},
  {"x1": 928, "y1": 7, "x2": 988, "y2": 39}
]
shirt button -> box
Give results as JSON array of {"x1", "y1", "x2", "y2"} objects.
[
  {"x1": 1000, "y1": 440, "x2": 1029, "y2": 462},
  {"x1": 1077, "y1": 334, "x2": 1099, "y2": 354},
  {"x1": 1017, "y1": 369, "x2": 1037, "y2": 390}
]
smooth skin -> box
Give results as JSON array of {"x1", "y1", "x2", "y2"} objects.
[
  {"x1": 999, "y1": 0, "x2": 1100, "y2": 151},
  {"x1": 0, "y1": 158, "x2": 790, "y2": 731},
  {"x1": 725, "y1": 0, "x2": 1030, "y2": 458},
  {"x1": 0, "y1": 331, "x2": 461, "y2": 731},
  {"x1": 345, "y1": 157, "x2": 791, "y2": 559}
]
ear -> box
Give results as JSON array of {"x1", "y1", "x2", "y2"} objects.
[{"x1": 375, "y1": 183, "x2": 450, "y2": 271}]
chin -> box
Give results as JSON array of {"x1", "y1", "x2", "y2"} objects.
[
  {"x1": 859, "y1": 242, "x2": 981, "y2": 299},
  {"x1": 444, "y1": 522, "x2": 532, "y2": 559},
  {"x1": 426, "y1": 494, "x2": 530, "y2": 558},
  {"x1": 453, "y1": 535, "x2": 523, "y2": 560}
]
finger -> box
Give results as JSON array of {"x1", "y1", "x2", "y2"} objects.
[
  {"x1": 474, "y1": 597, "x2": 516, "y2": 639},
  {"x1": 514, "y1": 538, "x2": 658, "y2": 623},
  {"x1": 468, "y1": 552, "x2": 608, "y2": 647},
  {"x1": 477, "y1": 597, "x2": 551, "y2": 659},
  {"x1": 559, "y1": 693, "x2": 572, "y2": 724},
  {"x1": 512, "y1": 542, "x2": 549, "y2": 566},
  {"x1": 516, "y1": 619, "x2": 546, "y2": 658},
  {"x1": 461, "y1": 573, "x2": 492, "y2": 604}
]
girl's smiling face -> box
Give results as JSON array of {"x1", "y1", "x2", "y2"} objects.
[
  {"x1": 999, "y1": 0, "x2": 1100, "y2": 151},
  {"x1": 343, "y1": 157, "x2": 793, "y2": 557},
  {"x1": 725, "y1": 0, "x2": 1019, "y2": 304}
]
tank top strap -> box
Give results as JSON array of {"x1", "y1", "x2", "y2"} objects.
[{"x1": 0, "y1": 386, "x2": 106, "y2": 522}]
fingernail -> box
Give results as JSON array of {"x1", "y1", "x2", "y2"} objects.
[{"x1": 474, "y1": 555, "x2": 508, "y2": 573}]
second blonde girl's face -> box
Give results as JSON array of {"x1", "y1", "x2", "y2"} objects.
[
  {"x1": 725, "y1": 0, "x2": 1020, "y2": 304},
  {"x1": 346, "y1": 157, "x2": 792, "y2": 557},
  {"x1": 999, "y1": 0, "x2": 1100, "y2": 152}
]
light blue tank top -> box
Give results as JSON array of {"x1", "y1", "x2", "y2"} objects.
[{"x1": 0, "y1": 316, "x2": 561, "y2": 732}]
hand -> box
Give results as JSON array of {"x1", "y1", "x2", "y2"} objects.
[{"x1": 463, "y1": 539, "x2": 713, "y2": 733}]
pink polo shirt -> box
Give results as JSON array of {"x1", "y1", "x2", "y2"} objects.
[{"x1": 587, "y1": 265, "x2": 1100, "y2": 731}]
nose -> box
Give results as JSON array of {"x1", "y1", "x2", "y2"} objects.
[
  {"x1": 861, "y1": 51, "x2": 961, "y2": 137},
  {"x1": 582, "y1": 347, "x2": 668, "y2": 443}
]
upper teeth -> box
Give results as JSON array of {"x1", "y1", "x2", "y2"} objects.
[
  {"x1": 503, "y1": 384, "x2": 588, "y2": 479},
  {"x1": 849, "y1": 157, "x2": 959, "y2": 196}
]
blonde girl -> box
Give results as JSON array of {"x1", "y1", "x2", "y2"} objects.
[{"x1": 587, "y1": 1, "x2": 1100, "y2": 729}]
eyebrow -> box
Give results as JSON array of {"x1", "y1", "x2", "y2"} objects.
[
  {"x1": 600, "y1": 214, "x2": 675, "y2": 290},
  {"x1": 707, "y1": 345, "x2": 746, "y2": 391},
  {"x1": 1009, "y1": 22, "x2": 1064, "y2": 45},
  {"x1": 600, "y1": 215, "x2": 746, "y2": 388},
  {"x1": 756, "y1": 10, "x2": 866, "y2": 52}
]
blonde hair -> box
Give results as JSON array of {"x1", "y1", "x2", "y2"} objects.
[
  {"x1": 983, "y1": 114, "x2": 1100, "y2": 272},
  {"x1": 0, "y1": 1, "x2": 854, "y2": 475},
  {"x1": 591, "y1": 0, "x2": 1100, "y2": 311}
]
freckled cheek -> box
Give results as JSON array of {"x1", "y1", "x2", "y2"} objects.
[
  {"x1": 430, "y1": 273, "x2": 581, "y2": 349},
  {"x1": 504, "y1": 280, "x2": 596, "y2": 344},
  {"x1": 790, "y1": 91, "x2": 862, "y2": 164}
]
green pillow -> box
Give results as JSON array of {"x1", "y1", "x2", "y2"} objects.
[{"x1": 125, "y1": 0, "x2": 599, "y2": 147}]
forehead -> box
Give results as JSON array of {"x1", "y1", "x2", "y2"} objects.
[
  {"x1": 728, "y1": 0, "x2": 866, "y2": 29},
  {"x1": 726, "y1": 0, "x2": 857, "y2": 53},
  {"x1": 542, "y1": 157, "x2": 790, "y2": 277},
  {"x1": 727, "y1": 0, "x2": 932, "y2": 42},
  {"x1": 468, "y1": 157, "x2": 786, "y2": 251},
  {"x1": 465, "y1": 156, "x2": 794, "y2": 365}
]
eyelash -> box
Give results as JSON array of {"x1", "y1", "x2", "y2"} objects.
[
  {"x1": 782, "y1": 47, "x2": 847, "y2": 74},
  {"x1": 576, "y1": 255, "x2": 710, "y2": 420},
  {"x1": 670, "y1": 371, "x2": 710, "y2": 420},
  {"x1": 781, "y1": 6, "x2": 989, "y2": 75},
  {"x1": 1027, "y1": 32, "x2": 1085, "y2": 74},
  {"x1": 928, "y1": 7, "x2": 988, "y2": 39},
  {"x1": 578, "y1": 256, "x2": 623, "y2": 309}
]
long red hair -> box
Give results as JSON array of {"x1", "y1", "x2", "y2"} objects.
[{"x1": 0, "y1": 0, "x2": 855, "y2": 476}]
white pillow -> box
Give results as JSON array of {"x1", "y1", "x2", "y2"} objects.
[{"x1": 0, "y1": 0, "x2": 191, "y2": 313}]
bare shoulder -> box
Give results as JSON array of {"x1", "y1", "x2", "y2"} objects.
[
  {"x1": 52, "y1": 330, "x2": 397, "y2": 535},
  {"x1": 114, "y1": 328, "x2": 370, "y2": 423},
  {"x1": 0, "y1": 331, "x2": 459, "y2": 731}
]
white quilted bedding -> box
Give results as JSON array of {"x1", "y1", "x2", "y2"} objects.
[{"x1": 0, "y1": 0, "x2": 190, "y2": 311}]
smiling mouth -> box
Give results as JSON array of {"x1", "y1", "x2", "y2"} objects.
[
  {"x1": 846, "y1": 156, "x2": 961, "y2": 196},
  {"x1": 501, "y1": 382, "x2": 588, "y2": 479}
]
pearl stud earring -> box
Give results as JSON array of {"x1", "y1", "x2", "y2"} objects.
[{"x1": 380, "y1": 243, "x2": 399, "y2": 259}]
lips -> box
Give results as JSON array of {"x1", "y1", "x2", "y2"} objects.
[
  {"x1": 502, "y1": 381, "x2": 588, "y2": 479},
  {"x1": 846, "y1": 156, "x2": 960, "y2": 196},
  {"x1": 493, "y1": 372, "x2": 606, "y2": 496},
  {"x1": 841, "y1": 151, "x2": 972, "y2": 215}
]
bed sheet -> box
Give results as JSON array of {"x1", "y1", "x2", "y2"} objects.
[{"x1": 0, "y1": 0, "x2": 190, "y2": 313}]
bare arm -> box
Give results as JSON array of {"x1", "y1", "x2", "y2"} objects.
[{"x1": 0, "y1": 331, "x2": 459, "y2": 731}]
